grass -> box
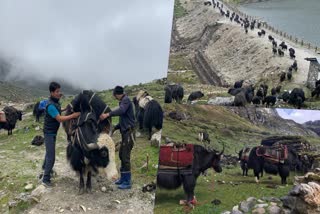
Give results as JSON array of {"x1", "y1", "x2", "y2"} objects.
[
  {"x1": 174, "y1": 0, "x2": 188, "y2": 19},
  {"x1": 154, "y1": 167, "x2": 296, "y2": 214}
]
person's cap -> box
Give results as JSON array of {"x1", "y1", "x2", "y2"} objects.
[{"x1": 113, "y1": 86, "x2": 124, "y2": 95}]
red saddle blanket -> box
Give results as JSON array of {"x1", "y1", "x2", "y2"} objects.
[
  {"x1": 256, "y1": 145, "x2": 288, "y2": 164},
  {"x1": 159, "y1": 144, "x2": 194, "y2": 168}
]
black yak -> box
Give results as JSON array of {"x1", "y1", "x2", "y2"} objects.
[
  {"x1": 164, "y1": 84, "x2": 184, "y2": 104},
  {"x1": 288, "y1": 88, "x2": 305, "y2": 109},
  {"x1": 279, "y1": 91, "x2": 290, "y2": 102},
  {"x1": 289, "y1": 48, "x2": 295, "y2": 54},
  {"x1": 280, "y1": 72, "x2": 286, "y2": 82},
  {"x1": 271, "y1": 88, "x2": 277, "y2": 95},
  {"x1": 157, "y1": 143, "x2": 224, "y2": 205},
  {"x1": 275, "y1": 85, "x2": 282, "y2": 94},
  {"x1": 238, "y1": 147, "x2": 263, "y2": 177},
  {"x1": 263, "y1": 95, "x2": 277, "y2": 108},
  {"x1": 311, "y1": 85, "x2": 320, "y2": 98},
  {"x1": 64, "y1": 92, "x2": 111, "y2": 194},
  {"x1": 234, "y1": 80, "x2": 244, "y2": 88},
  {"x1": 268, "y1": 35, "x2": 274, "y2": 41},
  {"x1": 292, "y1": 60, "x2": 298, "y2": 71},
  {"x1": 289, "y1": 52, "x2": 296, "y2": 59},
  {"x1": 272, "y1": 47, "x2": 277, "y2": 55},
  {"x1": 0, "y1": 106, "x2": 22, "y2": 135},
  {"x1": 252, "y1": 96, "x2": 261, "y2": 106},
  {"x1": 245, "y1": 146, "x2": 289, "y2": 184},
  {"x1": 278, "y1": 49, "x2": 284, "y2": 56},
  {"x1": 234, "y1": 91, "x2": 247, "y2": 106},
  {"x1": 136, "y1": 90, "x2": 163, "y2": 140},
  {"x1": 287, "y1": 71, "x2": 292, "y2": 81},
  {"x1": 272, "y1": 40, "x2": 277, "y2": 48},
  {"x1": 187, "y1": 91, "x2": 204, "y2": 103},
  {"x1": 33, "y1": 100, "x2": 48, "y2": 122}
]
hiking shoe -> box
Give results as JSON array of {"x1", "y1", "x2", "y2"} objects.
[{"x1": 41, "y1": 181, "x2": 53, "y2": 188}]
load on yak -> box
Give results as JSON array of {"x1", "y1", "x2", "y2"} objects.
[{"x1": 238, "y1": 136, "x2": 315, "y2": 184}]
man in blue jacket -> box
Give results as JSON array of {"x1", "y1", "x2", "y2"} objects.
[
  {"x1": 42, "y1": 82, "x2": 80, "y2": 187},
  {"x1": 100, "y1": 86, "x2": 135, "y2": 189}
]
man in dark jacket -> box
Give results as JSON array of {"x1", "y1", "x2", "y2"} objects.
[
  {"x1": 41, "y1": 82, "x2": 80, "y2": 187},
  {"x1": 100, "y1": 86, "x2": 135, "y2": 189}
]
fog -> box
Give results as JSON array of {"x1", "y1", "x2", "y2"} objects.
[{"x1": 0, "y1": 0, "x2": 173, "y2": 90}]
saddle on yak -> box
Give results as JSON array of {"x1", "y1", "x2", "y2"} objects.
[
  {"x1": 158, "y1": 144, "x2": 194, "y2": 175},
  {"x1": 256, "y1": 145, "x2": 288, "y2": 164},
  {"x1": 0, "y1": 111, "x2": 6, "y2": 123},
  {"x1": 38, "y1": 100, "x2": 48, "y2": 110}
]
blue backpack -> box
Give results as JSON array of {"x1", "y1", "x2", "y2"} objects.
[{"x1": 38, "y1": 100, "x2": 48, "y2": 111}]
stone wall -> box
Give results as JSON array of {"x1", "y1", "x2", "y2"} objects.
[{"x1": 306, "y1": 60, "x2": 320, "y2": 89}]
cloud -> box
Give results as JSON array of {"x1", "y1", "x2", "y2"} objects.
[
  {"x1": 276, "y1": 108, "x2": 320, "y2": 124},
  {"x1": 0, "y1": 0, "x2": 174, "y2": 90}
]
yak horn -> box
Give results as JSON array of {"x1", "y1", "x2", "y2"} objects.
[
  {"x1": 218, "y1": 142, "x2": 225, "y2": 156},
  {"x1": 84, "y1": 143, "x2": 99, "y2": 150}
]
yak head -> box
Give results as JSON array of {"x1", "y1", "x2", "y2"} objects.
[
  {"x1": 17, "y1": 111, "x2": 23, "y2": 121},
  {"x1": 208, "y1": 143, "x2": 225, "y2": 173},
  {"x1": 90, "y1": 146, "x2": 109, "y2": 168}
]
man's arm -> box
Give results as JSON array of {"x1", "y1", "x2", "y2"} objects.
[
  {"x1": 47, "y1": 104, "x2": 80, "y2": 122},
  {"x1": 100, "y1": 98, "x2": 130, "y2": 120}
]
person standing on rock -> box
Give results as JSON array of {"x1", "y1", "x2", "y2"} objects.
[
  {"x1": 41, "y1": 82, "x2": 80, "y2": 187},
  {"x1": 100, "y1": 86, "x2": 135, "y2": 189}
]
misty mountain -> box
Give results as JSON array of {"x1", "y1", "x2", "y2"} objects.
[{"x1": 303, "y1": 120, "x2": 320, "y2": 136}]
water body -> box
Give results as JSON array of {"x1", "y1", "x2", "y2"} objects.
[{"x1": 239, "y1": 0, "x2": 320, "y2": 46}]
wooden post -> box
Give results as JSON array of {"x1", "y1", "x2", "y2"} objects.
[
  {"x1": 301, "y1": 40, "x2": 304, "y2": 46},
  {"x1": 316, "y1": 47, "x2": 318, "y2": 53},
  {"x1": 308, "y1": 43, "x2": 311, "y2": 49},
  {"x1": 146, "y1": 153, "x2": 149, "y2": 171}
]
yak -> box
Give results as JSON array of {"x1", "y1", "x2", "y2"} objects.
[
  {"x1": 0, "y1": 106, "x2": 22, "y2": 135},
  {"x1": 157, "y1": 143, "x2": 224, "y2": 206},
  {"x1": 241, "y1": 146, "x2": 289, "y2": 184},
  {"x1": 63, "y1": 91, "x2": 112, "y2": 194},
  {"x1": 288, "y1": 88, "x2": 305, "y2": 109},
  {"x1": 164, "y1": 84, "x2": 184, "y2": 104},
  {"x1": 311, "y1": 85, "x2": 320, "y2": 98},
  {"x1": 136, "y1": 90, "x2": 163, "y2": 140},
  {"x1": 238, "y1": 147, "x2": 263, "y2": 177},
  {"x1": 234, "y1": 80, "x2": 244, "y2": 89},
  {"x1": 280, "y1": 72, "x2": 286, "y2": 82},
  {"x1": 263, "y1": 95, "x2": 277, "y2": 108},
  {"x1": 252, "y1": 96, "x2": 261, "y2": 106},
  {"x1": 187, "y1": 91, "x2": 204, "y2": 103},
  {"x1": 33, "y1": 100, "x2": 48, "y2": 122},
  {"x1": 198, "y1": 131, "x2": 210, "y2": 144},
  {"x1": 287, "y1": 71, "x2": 292, "y2": 81},
  {"x1": 275, "y1": 85, "x2": 282, "y2": 94}
]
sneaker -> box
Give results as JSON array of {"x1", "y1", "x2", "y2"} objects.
[{"x1": 41, "y1": 181, "x2": 53, "y2": 188}]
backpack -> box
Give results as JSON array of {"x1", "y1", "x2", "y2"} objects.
[{"x1": 39, "y1": 100, "x2": 48, "y2": 110}]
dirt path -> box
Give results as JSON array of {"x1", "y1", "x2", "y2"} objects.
[{"x1": 25, "y1": 156, "x2": 154, "y2": 214}]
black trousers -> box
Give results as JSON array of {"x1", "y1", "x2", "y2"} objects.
[{"x1": 119, "y1": 129, "x2": 134, "y2": 172}]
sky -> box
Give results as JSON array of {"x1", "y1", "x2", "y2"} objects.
[
  {"x1": 276, "y1": 109, "x2": 320, "y2": 124},
  {"x1": 0, "y1": 0, "x2": 174, "y2": 90}
]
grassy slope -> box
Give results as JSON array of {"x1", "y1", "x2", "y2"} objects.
[
  {"x1": 0, "y1": 80, "x2": 166, "y2": 213},
  {"x1": 154, "y1": 104, "x2": 320, "y2": 214}
]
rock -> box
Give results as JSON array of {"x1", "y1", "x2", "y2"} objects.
[
  {"x1": 24, "y1": 184, "x2": 34, "y2": 191},
  {"x1": 31, "y1": 184, "x2": 50, "y2": 200},
  {"x1": 254, "y1": 203, "x2": 268, "y2": 208},
  {"x1": 59, "y1": 208, "x2": 64, "y2": 213},
  {"x1": 232, "y1": 205, "x2": 239, "y2": 211},
  {"x1": 208, "y1": 97, "x2": 234, "y2": 106},
  {"x1": 221, "y1": 212, "x2": 231, "y2": 214},
  {"x1": 268, "y1": 205, "x2": 281, "y2": 214},
  {"x1": 211, "y1": 199, "x2": 221, "y2": 205},
  {"x1": 257, "y1": 199, "x2": 264, "y2": 203},
  {"x1": 281, "y1": 195, "x2": 309, "y2": 213},
  {"x1": 252, "y1": 207, "x2": 266, "y2": 214},
  {"x1": 289, "y1": 185, "x2": 302, "y2": 196},
  {"x1": 126, "y1": 209, "x2": 134, "y2": 214},
  {"x1": 262, "y1": 197, "x2": 281, "y2": 203},
  {"x1": 231, "y1": 210, "x2": 243, "y2": 214},
  {"x1": 101, "y1": 187, "x2": 107, "y2": 192},
  {"x1": 35, "y1": 126, "x2": 40, "y2": 131},
  {"x1": 270, "y1": 202, "x2": 277, "y2": 206},
  {"x1": 79, "y1": 205, "x2": 86, "y2": 212},
  {"x1": 8, "y1": 200, "x2": 17, "y2": 208},
  {"x1": 240, "y1": 198, "x2": 256, "y2": 212}
]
